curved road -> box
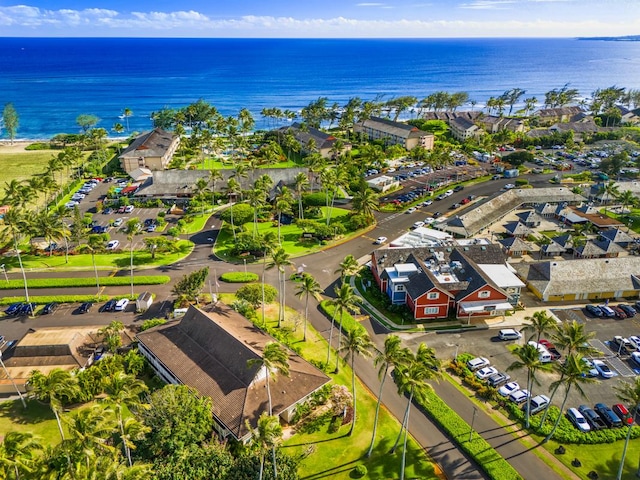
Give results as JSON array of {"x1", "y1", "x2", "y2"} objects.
[{"x1": 1, "y1": 173, "x2": 570, "y2": 480}]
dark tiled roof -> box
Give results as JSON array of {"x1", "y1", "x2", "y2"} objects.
[
  {"x1": 599, "y1": 228, "x2": 635, "y2": 244},
  {"x1": 283, "y1": 123, "x2": 339, "y2": 151},
  {"x1": 119, "y1": 128, "x2": 177, "y2": 159},
  {"x1": 137, "y1": 305, "x2": 330, "y2": 440},
  {"x1": 451, "y1": 117, "x2": 476, "y2": 130}
]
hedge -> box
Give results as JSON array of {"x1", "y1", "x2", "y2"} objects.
[
  {"x1": 319, "y1": 300, "x2": 365, "y2": 335},
  {"x1": 219, "y1": 272, "x2": 259, "y2": 283},
  {"x1": 0, "y1": 294, "x2": 135, "y2": 306},
  {"x1": 0, "y1": 275, "x2": 171, "y2": 290},
  {"x1": 416, "y1": 387, "x2": 523, "y2": 480}
]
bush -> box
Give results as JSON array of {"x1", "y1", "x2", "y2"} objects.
[
  {"x1": 0, "y1": 295, "x2": 110, "y2": 305},
  {"x1": 140, "y1": 318, "x2": 168, "y2": 331},
  {"x1": 236, "y1": 283, "x2": 278, "y2": 308},
  {"x1": 0, "y1": 275, "x2": 170, "y2": 290},
  {"x1": 353, "y1": 465, "x2": 367, "y2": 478},
  {"x1": 219, "y1": 203, "x2": 254, "y2": 226},
  {"x1": 319, "y1": 300, "x2": 365, "y2": 336},
  {"x1": 302, "y1": 192, "x2": 329, "y2": 207},
  {"x1": 219, "y1": 272, "x2": 259, "y2": 283}
]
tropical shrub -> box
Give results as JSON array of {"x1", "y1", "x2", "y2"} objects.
[
  {"x1": 219, "y1": 272, "x2": 259, "y2": 283},
  {"x1": 236, "y1": 283, "x2": 278, "y2": 308}
]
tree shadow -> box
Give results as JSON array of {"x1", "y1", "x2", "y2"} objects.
[{"x1": 0, "y1": 399, "x2": 55, "y2": 425}]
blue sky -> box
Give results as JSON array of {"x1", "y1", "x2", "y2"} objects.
[{"x1": 0, "y1": 1, "x2": 637, "y2": 37}]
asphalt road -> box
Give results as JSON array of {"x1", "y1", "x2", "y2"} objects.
[{"x1": 0, "y1": 175, "x2": 571, "y2": 480}]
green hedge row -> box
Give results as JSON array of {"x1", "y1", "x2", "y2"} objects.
[
  {"x1": 0, "y1": 294, "x2": 135, "y2": 306},
  {"x1": 417, "y1": 388, "x2": 523, "y2": 480},
  {"x1": 0, "y1": 276, "x2": 170, "y2": 290},
  {"x1": 319, "y1": 300, "x2": 365, "y2": 335},
  {"x1": 219, "y1": 272, "x2": 259, "y2": 283}
]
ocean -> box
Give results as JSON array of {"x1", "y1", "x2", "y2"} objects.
[{"x1": 1, "y1": 37, "x2": 640, "y2": 140}]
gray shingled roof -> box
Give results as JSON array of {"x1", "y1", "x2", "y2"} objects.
[
  {"x1": 359, "y1": 116, "x2": 430, "y2": 140},
  {"x1": 119, "y1": 128, "x2": 177, "y2": 159},
  {"x1": 504, "y1": 221, "x2": 533, "y2": 237},
  {"x1": 136, "y1": 305, "x2": 330, "y2": 440},
  {"x1": 599, "y1": 228, "x2": 635, "y2": 245}
]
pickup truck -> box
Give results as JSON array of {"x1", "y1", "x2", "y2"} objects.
[{"x1": 578, "y1": 405, "x2": 607, "y2": 430}]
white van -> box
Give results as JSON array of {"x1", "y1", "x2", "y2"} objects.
[
  {"x1": 114, "y1": 298, "x2": 129, "y2": 312},
  {"x1": 528, "y1": 341, "x2": 552, "y2": 363},
  {"x1": 498, "y1": 329, "x2": 522, "y2": 341}
]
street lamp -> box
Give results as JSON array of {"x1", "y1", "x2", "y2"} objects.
[
  {"x1": 0, "y1": 264, "x2": 7, "y2": 282},
  {"x1": 243, "y1": 258, "x2": 247, "y2": 274},
  {"x1": 469, "y1": 406, "x2": 478, "y2": 442},
  {"x1": 0, "y1": 349, "x2": 26, "y2": 409}
]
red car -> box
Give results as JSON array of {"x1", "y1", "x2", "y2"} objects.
[
  {"x1": 612, "y1": 404, "x2": 633, "y2": 425},
  {"x1": 539, "y1": 339, "x2": 562, "y2": 361},
  {"x1": 610, "y1": 306, "x2": 627, "y2": 319}
]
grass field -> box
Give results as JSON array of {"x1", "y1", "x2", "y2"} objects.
[
  {"x1": 194, "y1": 157, "x2": 300, "y2": 170},
  {"x1": 0, "y1": 148, "x2": 57, "y2": 184}
]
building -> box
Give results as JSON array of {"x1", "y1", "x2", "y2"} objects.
[
  {"x1": 354, "y1": 117, "x2": 434, "y2": 150},
  {"x1": 535, "y1": 106, "x2": 584, "y2": 125},
  {"x1": 366, "y1": 175, "x2": 399, "y2": 193},
  {"x1": 136, "y1": 305, "x2": 330, "y2": 441},
  {"x1": 476, "y1": 115, "x2": 525, "y2": 134},
  {"x1": 119, "y1": 128, "x2": 180, "y2": 173},
  {"x1": 513, "y1": 257, "x2": 640, "y2": 302},
  {"x1": 371, "y1": 244, "x2": 524, "y2": 321},
  {"x1": 280, "y1": 123, "x2": 351, "y2": 159},
  {"x1": 449, "y1": 117, "x2": 483, "y2": 142},
  {"x1": 0, "y1": 326, "x2": 101, "y2": 393},
  {"x1": 617, "y1": 105, "x2": 640, "y2": 125}
]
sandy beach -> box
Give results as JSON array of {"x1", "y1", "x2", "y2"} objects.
[{"x1": 0, "y1": 141, "x2": 34, "y2": 153}]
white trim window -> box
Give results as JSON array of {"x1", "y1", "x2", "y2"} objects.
[
  {"x1": 427, "y1": 292, "x2": 439, "y2": 300},
  {"x1": 424, "y1": 306, "x2": 439, "y2": 315},
  {"x1": 478, "y1": 290, "x2": 491, "y2": 298}
]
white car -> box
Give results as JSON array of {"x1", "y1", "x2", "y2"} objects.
[
  {"x1": 106, "y1": 240, "x2": 120, "y2": 250},
  {"x1": 592, "y1": 359, "x2": 614, "y2": 378},
  {"x1": 114, "y1": 298, "x2": 129, "y2": 311},
  {"x1": 466, "y1": 357, "x2": 490, "y2": 371},
  {"x1": 422, "y1": 200, "x2": 433, "y2": 206},
  {"x1": 504, "y1": 183, "x2": 516, "y2": 190},
  {"x1": 424, "y1": 217, "x2": 436, "y2": 224},
  {"x1": 475, "y1": 366, "x2": 498, "y2": 380},
  {"x1": 406, "y1": 207, "x2": 417, "y2": 214},
  {"x1": 630, "y1": 351, "x2": 640, "y2": 368},
  {"x1": 374, "y1": 236, "x2": 387, "y2": 245},
  {"x1": 124, "y1": 205, "x2": 134, "y2": 213},
  {"x1": 412, "y1": 221, "x2": 425, "y2": 229},
  {"x1": 444, "y1": 190, "x2": 454, "y2": 197},
  {"x1": 628, "y1": 335, "x2": 640, "y2": 350},
  {"x1": 567, "y1": 407, "x2": 591, "y2": 432},
  {"x1": 509, "y1": 389, "x2": 530, "y2": 404},
  {"x1": 498, "y1": 381, "x2": 520, "y2": 397},
  {"x1": 581, "y1": 358, "x2": 599, "y2": 378}
]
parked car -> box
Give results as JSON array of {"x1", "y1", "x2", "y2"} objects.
[
  {"x1": 77, "y1": 302, "x2": 93, "y2": 314},
  {"x1": 374, "y1": 236, "x2": 388, "y2": 245},
  {"x1": 592, "y1": 359, "x2": 614, "y2": 378},
  {"x1": 599, "y1": 305, "x2": 616, "y2": 318},
  {"x1": 628, "y1": 335, "x2": 640, "y2": 350},
  {"x1": 5, "y1": 302, "x2": 24, "y2": 315},
  {"x1": 498, "y1": 328, "x2": 522, "y2": 341},
  {"x1": 18, "y1": 303, "x2": 36, "y2": 316},
  {"x1": 412, "y1": 221, "x2": 425, "y2": 229},
  {"x1": 118, "y1": 206, "x2": 126, "y2": 213},
  {"x1": 585, "y1": 304, "x2": 604, "y2": 317},
  {"x1": 147, "y1": 224, "x2": 157, "y2": 232},
  {"x1": 124, "y1": 205, "x2": 134, "y2": 213},
  {"x1": 405, "y1": 207, "x2": 417, "y2": 214},
  {"x1": 612, "y1": 336, "x2": 637, "y2": 354},
  {"x1": 539, "y1": 339, "x2": 562, "y2": 360},
  {"x1": 509, "y1": 389, "x2": 530, "y2": 404},
  {"x1": 101, "y1": 299, "x2": 117, "y2": 312},
  {"x1": 581, "y1": 358, "x2": 599, "y2": 378},
  {"x1": 475, "y1": 366, "x2": 499, "y2": 380},
  {"x1": 42, "y1": 302, "x2": 59, "y2": 315},
  {"x1": 453, "y1": 185, "x2": 464, "y2": 192},
  {"x1": 610, "y1": 306, "x2": 627, "y2": 319},
  {"x1": 449, "y1": 203, "x2": 461, "y2": 210},
  {"x1": 487, "y1": 372, "x2": 511, "y2": 388},
  {"x1": 112, "y1": 218, "x2": 124, "y2": 227},
  {"x1": 466, "y1": 357, "x2": 490, "y2": 371},
  {"x1": 578, "y1": 405, "x2": 607, "y2": 430},
  {"x1": 491, "y1": 174, "x2": 502, "y2": 180},
  {"x1": 567, "y1": 407, "x2": 591, "y2": 432},
  {"x1": 594, "y1": 403, "x2": 623, "y2": 428},
  {"x1": 612, "y1": 404, "x2": 633, "y2": 425},
  {"x1": 114, "y1": 298, "x2": 129, "y2": 311},
  {"x1": 106, "y1": 240, "x2": 120, "y2": 250},
  {"x1": 618, "y1": 304, "x2": 636, "y2": 317},
  {"x1": 498, "y1": 381, "x2": 520, "y2": 397},
  {"x1": 523, "y1": 395, "x2": 550, "y2": 415},
  {"x1": 631, "y1": 351, "x2": 640, "y2": 368},
  {"x1": 504, "y1": 183, "x2": 516, "y2": 189},
  {"x1": 422, "y1": 200, "x2": 433, "y2": 206}
]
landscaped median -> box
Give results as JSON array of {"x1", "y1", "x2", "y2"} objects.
[
  {"x1": 0, "y1": 295, "x2": 114, "y2": 306},
  {"x1": 0, "y1": 275, "x2": 170, "y2": 289}
]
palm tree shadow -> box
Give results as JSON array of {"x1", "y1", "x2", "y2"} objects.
[{"x1": 0, "y1": 399, "x2": 55, "y2": 425}]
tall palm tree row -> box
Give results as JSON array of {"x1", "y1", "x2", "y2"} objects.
[
  {"x1": 325, "y1": 283, "x2": 361, "y2": 373},
  {"x1": 294, "y1": 272, "x2": 323, "y2": 342},
  {"x1": 266, "y1": 247, "x2": 292, "y2": 327}
]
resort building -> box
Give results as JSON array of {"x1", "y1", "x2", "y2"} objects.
[
  {"x1": 136, "y1": 305, "x2": 330, "y2": 441},
  {"x1": 354, "y1": 117, "x2": 434, "y2": 150},
  {"x1": 280, "y1": 123, "x2": 351, "y2": 159},
  {"x1": 449, "y1": 117, "x2": 483, "y2": 142},
  {"x1": 119, "y1": 128, "x2": 180, "y2": 174}
]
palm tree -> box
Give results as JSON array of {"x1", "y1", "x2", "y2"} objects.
[
  {"x1": 552, "y1": 320, "x2": 598, "y2": 356},
  {"x1": 79, "y1": 234, "x2": 105, "y2": 298},
  {"x1": 224, "y1": 177, "x2": 241, "y2": 241},
  {"x1": 2, "y1": 209, "x2": 33, "y2": 315},
  {"x1": 248, "y1": 342, "x2": 290, "y2": 417},
  {"x1": 613, "y1": 376, "x2": 640, "y2": 479},
  {"x1": 326, "y1": 284, "x2": 360, "y2": 373},
  {"x1": 260, "y1": 232, "x2": 278, "y2": 326},
  {"x1": 616, "y1": 189, "x2": 637, "y2": 217},
  {"x1": 521, "y1": 310, "x2": 556, "y2": 344},
  {"x1": 125, "y1": 218, "x2": 142, "y2": 298},
  {"x1": 27, "y1": 368, "x2": 80, "y2": 441},
  {"x1": 246, "y1": 413, "x2": 283, "y2": 480},
  {"x1": 392, "y1": 345, "x2": 438, "y2": 480},
  {"x1": 51, "y1": 206, "x2": 71, "y2": 263},
  {"x1": 123, "y1": 108, "x2": 132, "y2": 131},
  {"x1": 294, "y1": 273, "x2": 322, "y2": 341},
  {"x1": 266, "y1": 247, "x2": 292, "y2": 327},
  {"x1": 193, "y1": 177, "x2": 210, "y2": 216},
  {"x1": 231, "y1": 164, "x2": 249, "y2": 200},
  {"x1": 103, "y1": 372, "x2": 149, "y2": 466},
  {"x1": 208, "y1": 169, "x2": 223, "y2": 210},
  {"x1": 247, "y1": 188, "x2": 266, "y2": 238},
  {"x1": 544, "y1": 353, "x2": 595, "y2": 442},
  {"x1": 273, "y1": 185, "x2": 293, "y2": 244},
  {"x1": 351, "y1": 185, "x2": 379, "y2": 220},
  {"x1": 338, "y1": 328, "x2": 374, "y2": 436},
  {"x1": 367, "y1": 336, "x2": 410, "y2": 457},
  {"x1": 507, "y1": 343, "x2": 551, "y2": 428},
  {"x1": 0, "y1": 431, "x2": 42, "y2": 480},
  {"x1": 599, "y1": 181, "x2": 620, "y2": 213},
  {"x1": 335, "y1": 254, "x2": 362, "y2": 285},
  {"x1": 293, "y1": 172, "x2": 310, "y2": 220},
  {"x1": 64, "y1": 404, "x2": 117, "y2": 470}
]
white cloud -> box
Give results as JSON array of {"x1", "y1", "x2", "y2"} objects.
[{"x1": 0, "y1": 5, "x2": 637, "y2": 37}]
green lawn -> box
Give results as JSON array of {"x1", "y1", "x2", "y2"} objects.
[
  {"x1": 0, "y1": 149, "x2": 58, "y2": 184},
  {"x1": 0, "y1": 399, "x2": 78, "y2": 447},
  {"x1": 3, "y1": 240, "x2": 194, "y2": 272},
  {"x1": 215, "y1": 294, "x2": 440, "y2": 480},
  {"x1": 194, "y1": 158, "x2": 300, "y2": 170},
  {"x1": 181, "y1": 213, "x2": 212, "y2": 234},
  {"x1": 214, "y1": 206, "x2": 356, "y2": 261}
]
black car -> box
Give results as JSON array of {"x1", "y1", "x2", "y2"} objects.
[
  {"x1": 42, "y1": 302, "x2": 59, "y2": 315},
  {"x1": 585, "y1": 304, "x2": 603, "y2": 317},
  {"x1": 5, "y1": 302, "x2": 24, "y2": 315},
  {"x1": 101, "y1": 299, "x2": 117, "y2": 312},
  {"x1": 433, "y1": 211, "x2": 442, "y2": 218},
  {"x1": 453, "y1": 185, "x2": 464, "y2": 192},
  {"x1": 78, "y1": 302, "x2": 93, "y2": 314},
  {"x1": 618, "y1": 304, "x2": 636, "y2": 317}
]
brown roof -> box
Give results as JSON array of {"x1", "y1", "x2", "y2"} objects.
[{"x1": 136, "y1": 305, "x2": 330, "y2": 440}]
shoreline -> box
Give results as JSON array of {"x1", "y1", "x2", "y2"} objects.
[{"x1": 0, "y1": 137, "x2": 129, "y2": 152}]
